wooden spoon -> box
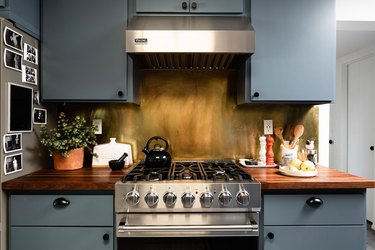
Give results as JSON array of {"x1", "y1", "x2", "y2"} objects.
[
  {"x1": 274, "y1": 127, "x2": 285, "y2": 143},
  {"x1": 290, "y1": 124, "x2": 304, "y2": 148}
]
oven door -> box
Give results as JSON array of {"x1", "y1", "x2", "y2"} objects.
[{"x1": 116, "y1": 212, "x2": 259, "y2": 237}]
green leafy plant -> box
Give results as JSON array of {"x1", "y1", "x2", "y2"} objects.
[{"x1": 40, "y1": 112, "x2": 97, "y2": 157}]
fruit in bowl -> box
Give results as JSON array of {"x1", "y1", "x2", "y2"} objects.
[
  {"x1": 289, "y1": 158, "x2": 302, "y2": 170},
  {"x1": 286, "y1": 158, "x2": 316, "y2": 172},
  {"x1": 300, "y1": 160, "x2": 316, "y2": 172}
]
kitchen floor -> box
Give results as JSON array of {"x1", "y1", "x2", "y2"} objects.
[{"x1": 368, "y1": 222, "x2": 375, "y2": 250}]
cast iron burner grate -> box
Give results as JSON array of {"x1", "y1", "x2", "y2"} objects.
[
  {"x1": 169, "y1": 162, "x2": 206, "y2": 180},
  {"x1": 121, "y1": 160, "x2": 253, "y2": 182}
]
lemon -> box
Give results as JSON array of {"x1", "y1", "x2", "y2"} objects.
[
  {"x1": 300, "y1": 160, "x2": 316, "y2": 171},
  {"x1": 289, "y1": 158, "x2": 302, "y2": 170}
]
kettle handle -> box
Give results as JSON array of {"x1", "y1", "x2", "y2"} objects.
[{"x1": 146, "y1": 136, "x2": 169, "y2": 151}]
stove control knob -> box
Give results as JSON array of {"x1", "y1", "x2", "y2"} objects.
[
  {"x1": 236, "y1": 190, "x2": 250, "y2": 206},
  {"x1": 163, "y1": 190, "x2": 177, "y2": 208},
  {"x1": 200, "y1": 190, "x2": 214, "y2": 208},
  {"x1": 144, "y1": 190, "x2": 159, "y2": 208},
  {"x1": 218, "y1": 188, "x2": 232, "y2": 207},
  {"x1": 181, "y1": 192, "x2": 195, "y2": 208},
  {"x1": 125, "y1": 190, "x2": 140, "y2": 206}
]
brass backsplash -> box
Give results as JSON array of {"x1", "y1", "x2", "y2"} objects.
[{"x1": 61, "y1": 70, "x2": 318, "y2": 163}]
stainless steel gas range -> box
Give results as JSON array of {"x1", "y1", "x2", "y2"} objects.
[{"x1": 115, "y1": 160, "x2": 261, "y2": 242}]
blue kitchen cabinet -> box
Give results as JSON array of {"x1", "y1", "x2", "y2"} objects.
[
  {"x1": 0, "y1": 0, "x2": 40, "y2": 38},
  {"x1": 262, "y1": 193, "x2": 367, "y2": 250},
  {"x1": 41, "y1": 0, "x2": 138, "y2": 103},
  {"x1": 238, "y1": 0, "x2": 335, "y2": 103},
  {"x1": 135, "y1": 0, "x2": 243, "y2": 14},
  {"x1": 9, "y1": 194, "x2": 114, "y2": 250}
]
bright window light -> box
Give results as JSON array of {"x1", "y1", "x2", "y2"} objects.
[{"x1": 336, "y1": 0, "x2": 375, "y2": 21}]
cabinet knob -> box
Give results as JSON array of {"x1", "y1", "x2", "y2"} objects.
[
  {"x1": 117, "y1": 90, "x2": 124, "y2": 97},
  {"x1": 191, "y1": 2, "x2": 197, "y2": 10},
  {"x1": 306, "y1": 197, "x2": 323, "y2": 207},
  {"x1": 182, "y1": 1, "x2": 188, "y2": 10},
  {"x1": 253, "y1": 92, "x2": 260, "y2": 98},
  {"x1": 370, "y1": 146, "x2": 374, "y2": 151},
  {"x1": 53, "y1": 197, "x2": 70, "y2": 207},
  {"x1": 329, "y1": 139, "x2": 334, "y2": 144},
  {"x1": 102, "y1": 233, "x2": 110, "y2": 241},
  {"x1": 267, "y1": 232, "x2": 275, "y2": 239}
]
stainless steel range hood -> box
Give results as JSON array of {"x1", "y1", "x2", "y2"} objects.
[{"x1": 126, "y1": 16, "x2": 254, "y2": 70}]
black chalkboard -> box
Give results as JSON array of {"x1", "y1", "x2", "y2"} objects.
[{"x1": 9, "y1": 83, "x2": 33, "y2": 132}]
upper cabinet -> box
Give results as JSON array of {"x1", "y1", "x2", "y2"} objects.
[
  {"x1": 135, "y1": 0, "x2": 244, "y2": 14},
  {"x1": 238, "y1": 0, "x2": 336, "y2": 103},
  {"x1": 0, "y1": 0, "x2": 40, "y2": 38},
  {"x1": 41, "y1": 0, "x2": 139, "y2": 103}
]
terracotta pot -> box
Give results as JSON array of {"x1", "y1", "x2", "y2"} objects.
[{"x1": 53, "y1": 147, "x2": 84, "y2": 170}]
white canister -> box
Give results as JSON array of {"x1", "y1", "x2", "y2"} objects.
[
  {"x1": 280, "y1": 142, "x2": 298, "y2": 165},
  {"x1": 92, "y1": 138, "x2": 133, "y2": 167}
]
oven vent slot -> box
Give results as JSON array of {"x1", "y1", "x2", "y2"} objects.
[{"x1": 134, "y1": 53, "x2": 248, "y2": 70}]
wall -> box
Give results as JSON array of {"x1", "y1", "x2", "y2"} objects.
[{"x1": 60, "y1": 70, "x2": 319, "y2": 164}]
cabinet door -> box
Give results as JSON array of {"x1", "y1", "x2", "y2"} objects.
[
  {"x1": 191, "y1": 0, "x2": 243, "y2": 14},
  {"x1": 41, "y1": 0, "x2": 129, "y2": 102},
  {"x1": 11, "y1": 227, "x2": 113, "y2": 250},
  {"x1": 136, "y1": 0, "x2": 189, "y2": 13},
  {"x1": 0, "y1": 0, "x2": 40, "y2": 38},
  {"x1": 248, "y1": 0, "x2": 335, "y2": 102},
  {"x1": 10, "y1": 195, "x2": 113, "y2": 226},
  {"x1": 263, "y1": 194, "x2": 365, "y2": 226},
  {"x1": 264, "y1": 226, "x2": 366, "y2": 250},
  {"x1": 136, "y1": 0, "x2": 243, "y2": 14}
]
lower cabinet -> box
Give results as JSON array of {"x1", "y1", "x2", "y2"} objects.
[
  {"x1": 264, "y1": 225, "x2": 365, "y2": 250},
  {"x1": 262, "y1": 192, "x2": 367, "y2": 250},
  {"x1": 9, "y1": 194, "x2": 114, "y2": 250},
  {"x1": 11, "y1": 227, "x2": 113, "y2": 250}
]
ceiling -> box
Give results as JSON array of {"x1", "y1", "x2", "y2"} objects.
[{"x1": 336, "y1": 21, "x2": 375, "y2": 58}]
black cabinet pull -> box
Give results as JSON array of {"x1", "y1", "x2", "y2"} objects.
[
  {"x1": 182, "y1": 1, "x2": 188, "y2": 9},
  {"x1": 102, "y1": 233, "x2": 110, "y2": 241},
  {"x1": 253, "y1": 92, "x2": 260, "y2": 98},
  {"x1": 53, "y1": 197, "x2": 70, "y2": 207},
  {"x1": 191, "y1": 2, "x2": 197, "y2": 9},
  {"x1": 370, "y1": 146, "x2": 374, "y2": 151},
  {"x1": 329, "y1": 139, "x2": 334, "y2": 144},
  {"x1": 117, "y1": 90, "x2": 124, "y2": 97},
  {"x1": 306, "y1": 197, "x2": 323, "y2": 207},
  {"x1": 267, "y1": 232, "x2": 274, "y2": 239}
]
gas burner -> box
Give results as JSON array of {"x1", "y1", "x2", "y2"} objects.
[
  {"x1": 122, "y1": 160, "x2": 253, "y2": 183},
  {"x1": 122, "y1": 164, "x2": 170, "y2": 182},
  {"x1": 170, "y1": 162, "x2": 205, "y2": 180}
]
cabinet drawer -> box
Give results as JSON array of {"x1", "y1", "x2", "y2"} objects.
[
  {"x1": 10, "y1": 195, "x2": 113, "y2": 226},
  {"x1": 11, "y1": 227, "x2": 113, "y2": 250},
  {"x1": 136, "y1": 0, "x2": 243, "y2": 14},
  {"x1": 263, "y1": 194, "x2": 365, "y2": 225},
  {"x1": 264, "y1": 225, "x2": 366, "y2": 250}
]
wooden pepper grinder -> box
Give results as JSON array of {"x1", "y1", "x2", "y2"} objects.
[{"x1": 266, "y1": 135, "x2": 274, "y2": 165}]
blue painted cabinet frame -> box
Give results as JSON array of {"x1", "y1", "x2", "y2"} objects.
[
  {"x1": 238, "y1": 0, "x2": 335, "y2": 103},
  {"x1": 135, "y1": 0, "x2": 244, "y2": 14}
]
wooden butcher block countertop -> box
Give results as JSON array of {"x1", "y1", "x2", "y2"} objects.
[
  {"x1": 2, "y1": 165, "x2": 375, "y2": 191},
  {"x1": 244, "y1": 165, "x2": 375, "y2": 190}
]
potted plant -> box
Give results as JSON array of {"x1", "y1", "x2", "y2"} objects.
[{"x1": 40, "y1": 112, "x2": 97, "y2": 170}]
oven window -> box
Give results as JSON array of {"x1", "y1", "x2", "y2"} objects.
[{"x1": 117, "y1": 237, "x2": 258, "y2": 250}]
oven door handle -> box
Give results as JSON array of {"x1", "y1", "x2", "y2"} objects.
[{"x1": 118, "y1": 224, "x2": 258, "y2": 232}]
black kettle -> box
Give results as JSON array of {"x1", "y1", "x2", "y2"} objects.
[{"x1": 142, "y1": 136, "x2": 172, "y2": 169}]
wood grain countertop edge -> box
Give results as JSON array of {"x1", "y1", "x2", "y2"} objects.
[{"x1": 2, "y1": 165, "x2": 375, "y2": 191}]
